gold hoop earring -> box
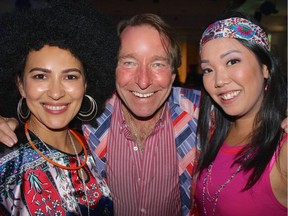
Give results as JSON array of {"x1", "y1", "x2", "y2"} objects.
[
  {"x1": 17, "y1": 97, "x2": 30, "y2": 124},
  {"x1": 77, "y1": 94, "x2": 98, "y2": 122}
]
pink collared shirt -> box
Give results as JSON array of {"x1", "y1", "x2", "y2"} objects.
[{"x1": 106, "y1": 97, "x2": 181, "y2": 216}]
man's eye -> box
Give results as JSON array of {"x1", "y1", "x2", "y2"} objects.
[
  {"x1": 119, "y1": 60, "x2": 137, "y2": 69},
  {"x1": 152, "y1": 62, "x2": 166, "y2": 68},
  {"x1": 124, "y1": 61, "x2": 136, "y2": 66},
  {"x1": 150, "y1": 61, "x2": 170, "y2": 72}
]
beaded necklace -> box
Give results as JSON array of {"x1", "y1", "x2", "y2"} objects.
[
  {"x1": 24, "y1": 121, "x2": 88, "y2": 170},
  {"x1": 68, "y1": 130, "x2": 90, "y2": 216},
  {"x1": 202, "y1": 148, "x2": 251, "y2": 216},
  {"x1": 202, "y1": 161, "x2": 243, "y2": 216}
]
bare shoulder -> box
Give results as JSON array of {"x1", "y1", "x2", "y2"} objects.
[
  {"x1": 278, "y1": 134, "x2": 287, "y2": 176},
  {"x1": 279, "y1": 136, "x2": 287, "y2": 180},
  {"x1": 270, "y1": 134, "x2": 287, "y2": 207}
]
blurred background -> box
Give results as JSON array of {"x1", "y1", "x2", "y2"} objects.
[{"x1": 0, "y1": 0, "x2": 286, "y2": 89}]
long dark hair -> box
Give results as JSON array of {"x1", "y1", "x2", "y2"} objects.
[{"x1": 197, "y1": 10, "x2": 287, "y2": 190}]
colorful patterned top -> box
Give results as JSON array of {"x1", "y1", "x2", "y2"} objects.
[{"x1": 0, "y1": 127, "x2": 113, "y2": 216}]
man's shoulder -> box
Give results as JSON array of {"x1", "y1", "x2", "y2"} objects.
[
  {"x1": 170, "y1": 87, "x2": 201, "y2": 105},
  {"x1": 82, "y1": 93, "x2": 118, "y2": 140},
  {"x1": 168, "y1": 87, "x2": 201, "y2": 119}
]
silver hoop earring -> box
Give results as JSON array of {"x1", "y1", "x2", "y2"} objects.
[
  {"x1": 17, "y1": 97, "x2": 30, "y2": 124},
  {"x1": 77, "y1": 94, "x2": 98, "y2": 122}
]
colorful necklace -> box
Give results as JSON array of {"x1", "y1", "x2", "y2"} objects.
[
  {"x1": 24, "y1": 121, "x2": 88, "y2": 170},
  {"x1": 202, "y1": 161, "x2": 243, "y2": 216},
  {"x1": 68, "y1": 130, "x2": 90, "y2": 216}
]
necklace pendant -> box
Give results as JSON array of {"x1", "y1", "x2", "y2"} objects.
[{"x1": 77, "y1": 167, "x2": 88, "y2": 182}]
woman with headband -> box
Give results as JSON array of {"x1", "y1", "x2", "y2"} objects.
[
  {"x1": 193, "y1": 11, "x2": 287, "y2": 215},
  {"x1": 0, "y1": 1, "x2": 119, "y2": 215}
]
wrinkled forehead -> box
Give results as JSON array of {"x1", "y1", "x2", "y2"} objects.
[{"x1": 118, "y1": 25, "x2": 170, "y2": 59}]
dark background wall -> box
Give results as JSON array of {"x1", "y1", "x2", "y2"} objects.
[{"x1": 0, "y1": 0, "x2": 286, "y2": 87}]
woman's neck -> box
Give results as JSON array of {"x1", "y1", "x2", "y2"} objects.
[
  {"x1": 28, "y1": 119, "x2": 80, "y2": 154},
  {"x1": 225, "y1": 117, "x2": 254, "y2": 146}
]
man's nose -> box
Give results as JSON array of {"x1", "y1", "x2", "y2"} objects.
[{"x1": 135, "y1": 64, "x2": 153, "y2": 89}]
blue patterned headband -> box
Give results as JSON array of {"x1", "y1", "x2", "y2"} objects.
[{"x1": 200, "y1": 17, "x2": 269, "y2": 50}]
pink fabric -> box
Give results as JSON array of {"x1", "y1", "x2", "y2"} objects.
[
  {"x1": 106, "y1": 97, "x2": 181, "y2": 216},
  {"x1": 269, "y1": 133, "x2": 288, "y2": 171},
  {"x1": 195, "y1": 139, "x2": 287, "y2": 216}
]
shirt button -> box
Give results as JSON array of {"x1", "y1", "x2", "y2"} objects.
[
  {"x1": 133, "y1": 146, "x2": 138, "y2": 151},
  {"x1": 140, "y1": 208, "x2": 146, "y2": 213},
  {"x1": 138, "y1": 178, "x2": 141, "y2": 182}
]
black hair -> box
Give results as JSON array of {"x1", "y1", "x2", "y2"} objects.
[
  {"x1": 0, "y1": 0, "x2": 120, "y2": 128},
  {"x1": 197, "y1": 10, "x2": 287, "y2": 190}
]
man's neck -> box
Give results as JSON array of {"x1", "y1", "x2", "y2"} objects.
[{"x1": 122, "y1": 104, "x2": 165, "y2": 150}]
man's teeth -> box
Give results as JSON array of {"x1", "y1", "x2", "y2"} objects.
[
  {"x1": 43, "y1": 105, "x2": 66, "y2": 110},
  {"x1": 221, "y1": 91, "x2": 240, "y2": 100},
  {"x1": 132, "y1": 91, "x2": 154, "y2": 98}
]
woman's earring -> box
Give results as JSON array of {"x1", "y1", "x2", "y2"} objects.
[
  {"x1": 264, "y1": 83, "x2": 269, "y2": 92},
  {"x1": 264, "y1": 77, "x2": 270, "y2": 92},
  {"x1": 17, "y1": 97, "x2": 30, "y2": 124},
  {"x1": 77, "y1": 94, "x2": 98, "y2": 122}
]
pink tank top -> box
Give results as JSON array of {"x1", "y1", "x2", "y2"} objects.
[{"x1": 195, "y1": 134, "x2": 287, "y2": 216}]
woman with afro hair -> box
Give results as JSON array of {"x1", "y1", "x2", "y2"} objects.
[{"x1": 0, "y1": 0, "x2": 119, "y2": 215}]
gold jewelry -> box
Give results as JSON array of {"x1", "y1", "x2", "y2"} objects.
[
  {"x1": 25, "y1": 121, "x2": 88, "y2": 170},
  {"x1": 125, "y1": 111, "x2": 155, "y2": 152}
]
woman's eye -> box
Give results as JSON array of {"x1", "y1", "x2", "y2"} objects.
[
  {"x1": 33, "y1": 74, "x2": 46, "y2": 79},
  {"x1": 227, "y1": 59, "x2": 240, "y2": 66},
  {"x1": 66, "y1": 74, "x2": 78, "y2": 80},
  {"x1": 201, "y1": 68, "x2": 212, "y2": 74}
]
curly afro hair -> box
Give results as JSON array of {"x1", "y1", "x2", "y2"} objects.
[{"x1": 0, "y1": 0, "x2": 120, "y2": 127}]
